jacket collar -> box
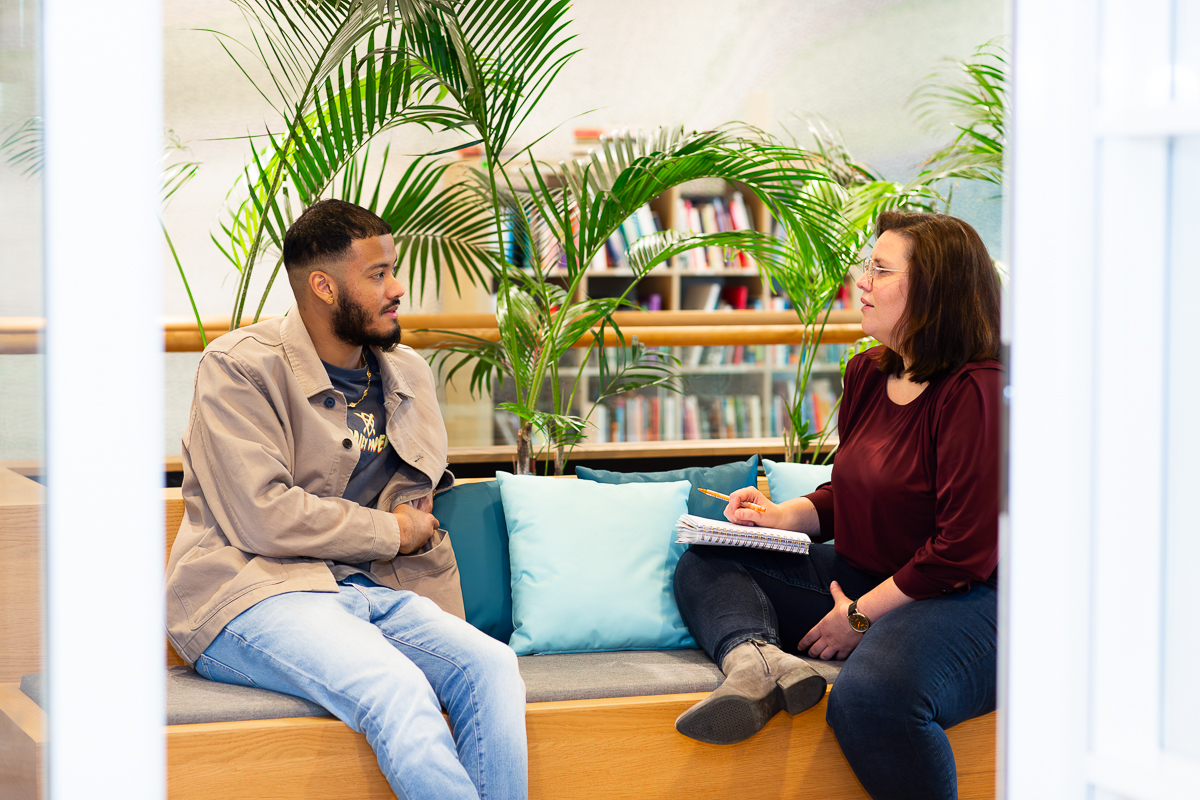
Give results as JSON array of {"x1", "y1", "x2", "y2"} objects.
[
  {"x1": 280, "y1": 309, "x2": 414, "y2": 402},
  {"x1": 280, "y1": 311, "x2": 333, "y2": 399},
  {"x1": 376, "y1": 346, "x2": 416, "y2": 402}
]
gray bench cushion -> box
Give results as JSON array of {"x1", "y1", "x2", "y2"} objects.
[
  {"x1": 518, "y1": 649, "x2": 841, "y2": 703},
  {"x1": 20, "y1": 649, "x2": 843, "y2": 726},
  {"x1": 20, "y1": 668, "x2": 332, "y2": 725}
]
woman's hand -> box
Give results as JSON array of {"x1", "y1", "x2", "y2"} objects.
[
  {"x1": 799, "y1": 577, "x2": 916, "y2": 660},
  {"x1": 725, "y1": 488, "x2": 822, "y2": 536},
  {"x1": 724, "y1": 487, "x2": 781, "y2": 528},
  {"x1": 798, "y1": 581, "x2": 863, "y2": 660}
]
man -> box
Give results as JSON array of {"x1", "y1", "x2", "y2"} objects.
[{"x1": 165, "y1": 199, "x2": 527, "y2": 800}]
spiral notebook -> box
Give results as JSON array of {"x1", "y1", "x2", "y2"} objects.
[{"x1": 675, "y1": 514, "x2": 811, "y2": 554}]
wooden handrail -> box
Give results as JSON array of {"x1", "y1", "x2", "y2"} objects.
[
  {"x1": 2, "y1": 311, "x2": 865, "y2": 354},
  {"x1": 400, "y1": 323, "x2": 865, "y2": 348},
  {"x1": 2, "y1": 435, "x2": 832, "y2": 477},
  {"x1": 398, "y1": 310, "x2": 863, "y2": 328}
]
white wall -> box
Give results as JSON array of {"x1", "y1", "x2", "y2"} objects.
[{"x1": 160, "y1": 0, "x2": 1007, "y2": 320}]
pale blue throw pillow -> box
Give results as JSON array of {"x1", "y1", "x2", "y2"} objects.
[
  {"x1": 497, "y1": 472, "x2": 696, "y2": 655},
  {"x1": 763, "y1": 458, "x2": 834, "y2": 503}
]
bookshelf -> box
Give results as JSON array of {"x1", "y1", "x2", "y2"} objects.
[
  {"x1": 576, "y1": 342, "x2": 849, "y2": 445},
  {"x1": 440, "y1": 143, "x2": 858, "y2": 449},
  {"x1": 576, "y1": 178, "x2": 776, "y2": 314}
]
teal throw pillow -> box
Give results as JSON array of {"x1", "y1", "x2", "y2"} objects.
[
  {"x1": 574, "y1": 455, "x2": 758, "y2": 521},
  {"x1": 431, "y1": 481, "x2": 513, "y2": 642},
  {"x1": 763, "y1": 458, "x2": 834, "y2": 503},
  {"x1": 497, "y1": 472, "x2": 696, "y2": 655}
]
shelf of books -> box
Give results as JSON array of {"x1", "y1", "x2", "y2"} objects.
[
  {"x1": 580, "y1": 176, "x2": 775, "y2": 314},
  {"x1": 447, "y1": 137, "x2": 858, "y2": 449},
  {"x1": 487, "y1": 342, "x2": 849, "y2": 448},
  {"x1": 579, "y1": 343, "x2": 848, "y2": 445}
]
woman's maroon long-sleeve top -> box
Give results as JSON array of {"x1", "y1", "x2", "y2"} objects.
[{"x1": 805, "y1": 347, "x2": 1003, "y2": 600}]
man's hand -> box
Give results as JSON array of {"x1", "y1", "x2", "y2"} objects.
[
  {"x1": 392, "y1": 501, "x2": 439, "y2": 555},
  {"x1": 797, "y1": 581, "x2": 863, "y2": 661}
]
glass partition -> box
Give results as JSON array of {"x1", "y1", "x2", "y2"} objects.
[
  {"x1": 1162, "y1": 135, "x2": 1200, "y2": 759},
  {"x1": 0, "y1": 0, "x2": 44, "y2": 796}
]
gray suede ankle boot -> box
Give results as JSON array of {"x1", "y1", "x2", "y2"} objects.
[{"x1": 674, "y1": 640, "x2": 827, "y2": 745}]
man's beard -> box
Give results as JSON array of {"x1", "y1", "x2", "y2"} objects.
[{"x1": 331, "y1": 290, "x2": 402, "y2": 352}]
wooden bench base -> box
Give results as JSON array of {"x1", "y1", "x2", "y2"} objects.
[
  {"x1": 1, "y1": 682, "x2": 995, "y2": 800},
  {"x1": 1, "y1": 472, "x2": 995, "y2": 799}
]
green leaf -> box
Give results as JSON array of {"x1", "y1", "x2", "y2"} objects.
[
  {"x1": 0, "y1": 116, "x2": 43, "y2": 177},
  {"x1": 909, "y1": 38, "x2": 1008, "y2": 188}
]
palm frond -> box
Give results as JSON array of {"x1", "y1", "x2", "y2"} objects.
[
  {"x1": 161, "y1": 132, "x2": 200, "y2": 208},
  {"x1": 436, "y1": 126, "x2": 860, "y2": 469},
  {"x1": 592, "y1": 337, "x2": 681, "y2": 400},
  {"x1": 497, "y1": 403, "x2": 589, "y2": 449},
  {"x1": 784, "y1": 117, "x2": 943, "y2": 253},
  {"x1": 909, "y1": 38, "x2": 1008, "y2": 187},
  {"x1": 494, "y1": 280, "x2": 547, "y2": 390},
  {"x1": 423, "y1": 331, "x2": 511, "y2": 397},
  {"x1": 217, "y1": 12, "x2": 490, "y2": 326},
  {"x1": 550, "y1": 126, "x2": 852, "y2": 282},
  {"x1": 0, "y1": 116, "x2": 43, "y2": 177},
  {"x1": 226, "y1": 0, "x2": 419, "y2": 111},
  {"x1": 344, "y1": 146, "x2": 503, "y2": 296},
  {"x1": 456, "y1": 0, "x2": 579, "y2": 153}
]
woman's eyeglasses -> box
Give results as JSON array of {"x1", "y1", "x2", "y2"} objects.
[{"x1": 853, "y1": 259, "x2": 907, "y2": 288}]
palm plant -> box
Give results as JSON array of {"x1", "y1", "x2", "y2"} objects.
[
  {"x1": 426, "y1": 125, "x2": 853, "y2": 473},
  {"x1": 765, "y1": 40, "x2": 1009, "y2": 463},
  {"x1": 764, "y1": 117, "x2": 938, "y2": 462},
  {"x1": 206, "y1": 0, "x2": 1005, "y2": 472},
  {"x1": 211, "y1": 1, "x2": 859, "y2": 473},
  {"x1": 161, "y1": 134, "x2": 206, "y2": 345},
  {"x1": 211, "y1": 0, "x2": 576, "y2": 328},
  {"x1": 909, "y1": 39, "x2": 1007, "y2": 190},
  {"x1": 0, "y1": 116, "x2": 43, "y2": 178}
]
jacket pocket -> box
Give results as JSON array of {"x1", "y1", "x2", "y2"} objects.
[
  {"x1": 391, "y1": 528, "x2": 465, "y2": 619},
  {"x1": 171, "y1": 546, "x2": 287, "y2": 631}
]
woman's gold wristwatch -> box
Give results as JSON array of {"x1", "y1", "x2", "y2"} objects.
[{"x1": 847, "y1": 600, "x2": 871, "y2": 633}]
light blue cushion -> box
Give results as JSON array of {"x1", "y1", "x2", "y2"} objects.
[
  {"x1": 575, "y1": 456, "x2": 758, "y2": 521},
  {"x1": 763, "y1": 458, "x2": 834, "y2": 503},
  {"x1": 497, "y1": 472, "x2": 696, "y2": 655}
]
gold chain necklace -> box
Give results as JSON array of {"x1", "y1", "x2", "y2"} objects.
[{"x1": 347, "y1": 351, "x2": 371, "y2": 408}]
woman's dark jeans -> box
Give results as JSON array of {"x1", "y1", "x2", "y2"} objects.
[{"x1": 673, "y1": 543, "x2": 997, "y2": 800}]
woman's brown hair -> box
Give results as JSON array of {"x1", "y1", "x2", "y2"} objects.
[{"x1": 872, "y1": 211, "x2": 1001, "y2": 383}]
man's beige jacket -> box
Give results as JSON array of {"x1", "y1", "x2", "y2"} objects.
[{"x1": 166, "y1": 312, "x2": 463, "y2": 665}]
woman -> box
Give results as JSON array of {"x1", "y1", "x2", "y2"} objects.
[{"x1": 672, "y1": 211, "x2": 1002, "y2": 800}]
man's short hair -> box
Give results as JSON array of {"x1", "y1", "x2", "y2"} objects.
[{"x1": 283, "y1": 199, "x2": 392, "y2": 276}]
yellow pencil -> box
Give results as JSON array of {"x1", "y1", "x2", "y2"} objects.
[{"x1": 697, "y1": 487, "x2": 766, "y2": 513}]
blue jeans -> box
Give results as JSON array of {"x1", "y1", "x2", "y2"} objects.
[
  {"x1": 674, "y1": 544, "x2": 997, "y2": 800},
  {"x1": 195, "y1": 575, "x2": 528, "y2": 800}
]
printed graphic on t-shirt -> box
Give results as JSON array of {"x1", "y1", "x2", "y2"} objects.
[{"x1": 350, "y1": 411, "x2": 389, "y2": 453}]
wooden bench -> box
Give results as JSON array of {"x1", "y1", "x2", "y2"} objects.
[{"x1": 0, "y1": 468, "x2": 996, "y2": 799}]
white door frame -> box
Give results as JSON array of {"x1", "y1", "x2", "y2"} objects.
[
  {"x1": 42, "y1": 1, "x2": 165, "y2": 798},
  {"x1": 1007, "y1": 0, "x2": 1200, "y2": 797}
]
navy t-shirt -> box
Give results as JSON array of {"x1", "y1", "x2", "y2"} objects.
[{"x1": 323, "y1": 349, "x2": 401, "y2": 508}]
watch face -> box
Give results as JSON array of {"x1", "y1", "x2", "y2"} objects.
[{"x1": 848, "y1": 601, "x2": 870, "y2": 632}]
